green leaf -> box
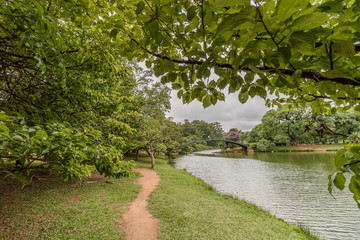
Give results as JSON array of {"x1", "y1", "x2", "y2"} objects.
[
  {"x1": 187, "y1": 6, "x2": 197, "y2": 21},
  {"x1": 202, "y1": 95, "x2": 212, "y2": 108},
  {"x1": 332, "y1": 39, "x2": 355, "y2": 58},
  {"x1": 31, "y1": 0, "x2": 44, "y2": 16},
  {"x1": 249, "y1": 87, "x2": 256, "y2": 98},
  {"x1": 167, "y1": 72, "x2": 178, "y2": 82},
  {"x1": 218, "y1": 78, "x2": 228, "y2": 90},
  {"x1": 136, "y1": 1, "x2": 145, "y2": 15},
  {"x1": 328, "y1": 174, "x2": 333, "y2": 195},
  {"x1": 177, "y1": 90, "x2": 183, "y2": 99},
  {"x1": 110, "y1": 28, "x2": 119, "y2": 39},
  {"x1": 245, "y1": 73, "x2": 254, "y2": 83},
  {"x1": 333, "y1": 149, "x2": 350, "y2": 170},
  {"x1": 0, "y1": 122, "x2": 10, "y2": 136},
  {"x1": 354, "y1": 105, "x2": 360, "y2": 113},
  {"x1": 333, "y1": 172, "x2": 346, "y2": 191},
  {"x1": 217, "y1": 13, "x2": 255, "y2": 35},
  {"x1": 290, "y1": 31, "x2": 315, "y2": 54},
  {"x1": 172, "y1": 82, "x2": 182, "y2": 90},
  {"x1": 214, "y1": 0, "x2": 250, "y2": 7},
  {"x1": 238, "y1": 92, "x2": 248, "y2": 103},
  {"x1": 349, "y1": 176, "x2": 360, "y2": 204},
  {"x1": 278, "y1": 47, "x2": 292, "y2": 63},
  {"x1": 12, "y1": 135, "x2": 24, "y2": 141},
  {"x1": 229, "y1": 77, "x2": 240, "y2": 91},
  {"x1": 322, "y1": 70, "x2": 352, "y2": 79},
  {"x1": 290, "y1": 13, "x2": 328, "y2": 31},
  {"x1": 274, "y1": 0, "x2": 308, "y2": 23}
]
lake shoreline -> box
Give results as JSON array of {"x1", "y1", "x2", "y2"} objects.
[
  {"x1": 224, "y1": 143, "x2": 346, "y2": 153},
  {"x1": 134, "y1": 155, "x2": 321, "y2": 240}
]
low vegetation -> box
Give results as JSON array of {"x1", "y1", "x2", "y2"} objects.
[
  {"x1": 135, "y1": 156, "x2": 320, "y2": 240},
  {"x1": 0, "y1": 170, "x2": 140, "y2": 240}
]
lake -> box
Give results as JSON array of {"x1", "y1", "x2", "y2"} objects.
[{"x1": 173, "y1": 149, "x2": 360, "y2": 240}]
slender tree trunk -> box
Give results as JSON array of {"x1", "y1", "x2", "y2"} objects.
[
  {"x1": 146, "y1": 149, "x2": 156, "y2": 169},
  {"x1": 135, "y1": 148, "x2": 140, "y2": 161}
]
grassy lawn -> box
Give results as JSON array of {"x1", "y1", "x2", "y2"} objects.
[
  {"x1": 2, "y1": 154, "x2": 322, "y2": 240},
  {"x1": 0, "y1": 170, "x2": 140, "y2": 240},
  {"x1": 136, "y1": 156, "x2": 321, "y2": 240}
]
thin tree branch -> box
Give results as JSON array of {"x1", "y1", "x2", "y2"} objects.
[{"x1": 128, "y1": 36, "x2": 360, "y2": 87}]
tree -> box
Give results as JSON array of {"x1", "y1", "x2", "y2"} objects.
[
  {"x1": 0, "y1": 0, "x2": 140, "y2": 181},
  {"x1": 121, "y1": 0, "x2": 360, "y2": 113},
  {"x1": 121, "y1": 2, "x2": 360, "y2": 199},
  {"x1": 127, "y1": 66, "x2": 181, "y2": 168}
]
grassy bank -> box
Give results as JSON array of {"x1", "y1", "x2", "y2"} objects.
[
  {"x1": 0, "y1": 171, "x2": 140, "y2": 240},
  {"x1": 136, "y1": 157, "x2": 320, "y2": 240},
  {"x1": 225, "y1": 144, "x2": 346, "y2": 153}
]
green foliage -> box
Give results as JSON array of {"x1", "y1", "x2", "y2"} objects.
[
  {"x1": 329, "y1": 144, "x2": 360, "y2": 208},
  {"x1": 121, "y1": 0, "x2": 360, "y2": 112},
  {"x1": 0, "y1": 113, "x2": 134, "y2": 182},
  {"x1": 250, "y1": 106, "x2": 360, "y2": 146},
  {"x1": 255, "y1": 139, "x2": 276, "y2": 152},
  {"x1": 0, "y1": 0, "x2": 141, "y2": 181}
]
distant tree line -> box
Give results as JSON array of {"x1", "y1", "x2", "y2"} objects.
[{"x1": 244, "y1": 106, "x2": 360, "y2": 151}]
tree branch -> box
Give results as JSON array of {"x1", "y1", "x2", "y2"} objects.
[
  {"x1": 128, "y1": 36, "x2": 360, "y2": 87},
  {"x1": 344, "y1": 160, "x2": 360, "y2": 167}
]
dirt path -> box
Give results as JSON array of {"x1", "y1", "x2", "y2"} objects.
[{"x1": 121, "y1": 168, "x2": 160, "y2": 240}]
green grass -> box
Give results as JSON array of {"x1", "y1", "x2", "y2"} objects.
[
  {"x1": 0, "y1": 170, "x2": 140, "y2": 240},
  {"x1": 135, "y1": 156, "x2": 321, "y2": 240}
]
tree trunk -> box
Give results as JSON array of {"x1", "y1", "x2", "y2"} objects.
[
  {"x1": 146, "y1": 149, "x2": 156, "y2": 169},
  {"x1": 135, "y1": 148, "x2": 140, "y2": 161}
]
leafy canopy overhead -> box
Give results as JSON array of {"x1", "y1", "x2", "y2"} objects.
[{"x1": 120, "y1": 0, "x2": 360, "y2": 112}]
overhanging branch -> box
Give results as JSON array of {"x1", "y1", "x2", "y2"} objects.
[{"x1": 130, "y1": 37, "x2": 360, "y2": 87}]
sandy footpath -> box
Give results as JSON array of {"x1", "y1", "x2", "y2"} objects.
[{"x1": 121, "y1": 168, "x2": 160, "y2": 240}]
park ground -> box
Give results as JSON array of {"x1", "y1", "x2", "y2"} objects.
[
  {"x1": 0, "y1": 155, "x2": 321, "y2": 240},
  {"x1": 226, "y1": 143, "x2": 346, "y2": 153}
]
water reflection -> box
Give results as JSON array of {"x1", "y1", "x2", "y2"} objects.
[{"x1": 174, "y1": 149, "x2": 360, "y2": 240}]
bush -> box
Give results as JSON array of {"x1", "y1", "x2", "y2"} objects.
[{"x1": 255, "y1": 139, "x2": 276, "y2": 152}]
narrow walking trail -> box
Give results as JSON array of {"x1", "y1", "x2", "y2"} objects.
[{"x1": 122, "y1": 168, "x2": 160, "y2": 240}]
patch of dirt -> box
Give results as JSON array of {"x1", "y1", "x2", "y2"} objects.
[
  {"x1": 86, "y1": 171, "x2": 105, "y2": 183},
  {"x1": 290, "y1": 144, "x2": 326, "y2": 151},
  {"x1": 65, "y1": 196, "x2": 82, "y2": 203},
  {"x1": 121, "y1": 168, "x2": 160, "y2": 240}
]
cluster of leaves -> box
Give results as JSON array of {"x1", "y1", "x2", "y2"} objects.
[
  {"x1": 254, "y1": 139, "x2": 276, "y2": 152},
  {"x1": 179, "y1": 119, "x2": 223, "y2": 139},
  {"x1": 0, "y1": 113, "x2": 134, "y2": 183},
  {"x1": 0, "y1": 0, "x2": 143, "y2": 181},
  {"x1": 329, "y1": 144, "x2": 360, "y2": 208},
  {"x1": 124, "y1": 67, "x2": 183, "y2": 167},
  {"x1": 177, "y1": 119, "x2": 224, "y2": 151},
  {"x1": 121, "y1": 0, "x2": 360, "y2": 113},
  {"x1": 248, "y1": 106, "x2": 360, "y2": 146}
]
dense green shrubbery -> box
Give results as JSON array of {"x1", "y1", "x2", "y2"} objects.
[
  {"x1": 255, "y1": 139, "x2": 276, "y2": 152},
  {"x1": 0, "y1": 113, "x2": 134, "y2": 183}
]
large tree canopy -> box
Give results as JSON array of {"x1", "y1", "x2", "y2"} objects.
[
  {"x1": 117, "y1": 0, "x2": 360, "y2": 206},
  {"x1": 1, "y1": 0, "x2": 359, "y2": 206},
  {"x1": 120, "y1": 0, "x2": 360, "y2": 112}
]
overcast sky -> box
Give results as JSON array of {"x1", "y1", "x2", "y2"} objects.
[
  {"x1": 167, "y1": 90, "x2": 271, "y2": 132},
  {"x1": 139, "y1": 62, "x2": 271, "y2": 132}
]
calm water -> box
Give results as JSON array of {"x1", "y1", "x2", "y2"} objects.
[{"x1": 173, "y1": 149, "x2": 360, "y2": 240}]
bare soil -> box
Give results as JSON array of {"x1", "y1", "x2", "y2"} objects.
[
  {"x1": 121, "y1": 168, "x2": 160, "y2": 240},
  {"x1": 290, "y1": 144, "x2": 327, "y2": 151}
]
